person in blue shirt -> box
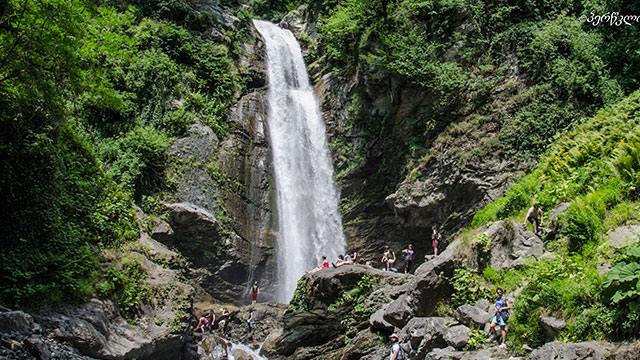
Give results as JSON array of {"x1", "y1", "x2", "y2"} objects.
[{"x1": 488, "y1": 287, "x2": 512, "y2": 349}]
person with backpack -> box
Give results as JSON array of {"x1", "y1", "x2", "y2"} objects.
[
  {"x1": 389, "y1": 333, "x2": 406, "y2": 360},
  {"x1": 488, "y1": 287, "x2": 512, "y2": 349}
]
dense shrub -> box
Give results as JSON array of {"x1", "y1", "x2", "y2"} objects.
[{"x1": 0, "y1": 0, "x2": 244, "y2": 309}]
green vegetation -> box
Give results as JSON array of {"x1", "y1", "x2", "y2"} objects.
[
  {"x1": 97, "y1": 256, "x2": 151, "y2": 315},
  {"x1": 463, "y1": 91, "x2": 640, "y2": 350},
  {"x1": 292, "y1": 0, "x2": 637, "y2": 163},
  {"x1": 450, "y1": 268, "x2": 492, "y2": 309},
  {"x1": 288, "y1": 277, "x2": 310, "y2": 313},
  {"x1": 465, "y1": 329, "x2": 487, "y2": 350},
  {"x1": 328, "y1": 274, "x2": 376, "y2": 342},
  {"x1": 1, "y1": 0, "x2": 246, "y2": 309}
]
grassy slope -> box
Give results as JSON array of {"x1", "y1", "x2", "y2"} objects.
[{"x1": 465, "y1": 91, "x2": 640, "y2": 349}]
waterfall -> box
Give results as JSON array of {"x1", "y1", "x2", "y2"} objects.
[{"x1": 253, "y1": 20, "x2": 346, "y2": 303}]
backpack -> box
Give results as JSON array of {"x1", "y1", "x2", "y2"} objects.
[{"x1": 391, "y1": 343, "x2": 410, "y2": 360}]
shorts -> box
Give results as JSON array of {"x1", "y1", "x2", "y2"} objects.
[{"x1": 491, "y1": 314, "x2": 508, "y2": 327}]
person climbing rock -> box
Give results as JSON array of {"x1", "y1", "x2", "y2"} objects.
[
  {"x1": 524, "y1": 202, "x2": 544, "y2": 234},
  {"x1": 205, "y1": 311, "x2": 215, "y2": 333},
  {"x1": 488, "y1": 287, "x2": 512, "y2": 349},
  {"x1": 401, "y1": 244, "x2": 415, "y2": 274},
  {"x1": 388, "y1": 333, "x2": 405, "y2": 360},
  {"x1": 196, "y1": 312, "x2": 210, "y2": 334},
  {"x1": 249, "y1": 281, "x2": 260, "y2": 305},
  {"x1": 218, "y1": 308, "x2": 230, "y2": 335},
  {"x1": 381, "y1": 245, "x2": 396, "y2": 271},
  {"x1": 431, "y1": 225, "x2": 442, "y2": 256}
]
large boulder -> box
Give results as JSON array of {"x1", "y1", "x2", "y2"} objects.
[
  {"x1": 369, "y1": 308, "x2": 395, "y2": 332},
  {"x1": 398, "y1": 317, "x2": 453, "y2": 357},
  {"x1": 39, "y1": 299, "x2": 189, "y2": 360},
  {"x1": 383, "y1": 294, "x2": 415, "y2": 328},
  {"x1": 276, "y1": 310, "x2": 342, "y2": 356},
  {"x1": 0, "y1": 311, "x2": 38, "y2": 336},
  {"x1": 539, "y1": 316, "x2": 566, "y2": 339},
  {"x1": 455, "y1": 304, "x2": 492, "y2": 328},
  {"x1": 468, "y1": 221, "x2": 546, "y2": 271},
  {"x1": 156, "y1": 202, "x2": 251, "y2": 302},
  {"x1": 444, "y1": 324, "x2": 471, "y2": 349},
  {"x1": 607, "y1": 224, "x2": 640, "y2": 249},
  {"x1": 529, "y1": 341, "x2": 609, "y2": 360},
  {"x1": 300, "y1": 265, "x2": 405, "y2": 309}
]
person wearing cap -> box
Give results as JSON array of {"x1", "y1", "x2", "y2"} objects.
[{"x1": 388, "y1": 333, "x2": 405, "y2": 360}]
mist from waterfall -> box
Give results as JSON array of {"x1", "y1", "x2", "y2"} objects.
[{"x1": 253, "y1": 20, "x2": 346, "y2": 303}]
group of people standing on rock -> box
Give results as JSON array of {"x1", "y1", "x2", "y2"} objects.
[
  {"x1": 190, "y1": 281, "x2": 262, "y2": 338},
  {"x1": 308, "y1": 224, "x2": 446, "y2": 276},
  {"x1": 380, "y1": 224, "x2": 443, "y2": 274}
]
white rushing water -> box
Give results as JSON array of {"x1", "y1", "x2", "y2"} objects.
[
  {"x1": 253, "y1": 20, "x2": 346, "y2": 303},
  {"x1": 229, "y1": 342, "x2": 267, "y2": 360}
]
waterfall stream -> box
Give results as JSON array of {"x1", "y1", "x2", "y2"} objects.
[{"x1": 253, "y1": 20, "x2": 346, "y2": 303}]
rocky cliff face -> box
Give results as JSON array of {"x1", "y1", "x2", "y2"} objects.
[
  {"x1": 279, "y1": 6, "x2": 533, "y2": 265},
  {"x1": 151, "y1": 23, "x2": 278, "y2": 304}
]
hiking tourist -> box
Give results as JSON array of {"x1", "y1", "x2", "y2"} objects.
[
  {"x1": 218, "y1": 308, "x2": 230, "y2": 335},
  {"x1": 249, "y1": 281, "x2": 260, "y2": 304},
  {"x1": 401, "y1": 244, "x2": 415, "y2": 274},
  {"x1": 431, "y1": 225, "x2": 441, "y2": 256},
  {"x1": 524, "y1": 202, "x2": 544, "y2": 234},
  {"x1": 196, "y1": 312, "x2": 210, "y2": 334},
  {"x1": 388, "y1": 333, "x2": 405, "y2": 360},
  {"x1": 247, "y1": 310, "x2": 254, "y2": 332},
  {"x1": 381, "y1": 245, "x2": 396, "y2": 271},
  {"x1": 488, "y1": 287, "x2": 512, "y2": 349}
]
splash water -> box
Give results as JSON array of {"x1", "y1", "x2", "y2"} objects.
[{"x1": 253, "y1": 20, "x2": 346, "y2": 303}]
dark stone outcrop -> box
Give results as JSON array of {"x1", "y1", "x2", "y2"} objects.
[
  {"x1": 38, "y1": 299, "x2": 189, "y2": 360},
  {"x1": 0, "y1": 311, "x2": 39, "y2": 336},
  {"x1": 444, "y1": 324, "x2": 471, "y2": 349},
  {"x1": 529, "y1": 341, "x2": 609, "y2": 359},
  {"x1": 277, "y1": 310, "x2": 342, "y2": 356},
  {"x1": 539, "y1": 316, "x2": 566, "y2": 340},
  {"x1": 467, "y1": 221, "x2": 546, "y2": 271},
  {"x1": 455, "y1": 304, "x2": 492, "y2": 329}
]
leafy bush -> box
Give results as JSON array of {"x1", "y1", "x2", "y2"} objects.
[
  {"x1": 288, "y1": 277, "x2": 310, "y2": 313},
  {"x1": 465, "y1": 329, "x2": 487, "y2": 350},
  {"x1": 97, "y1": 256, "x2": 151, "y2": 315},
  {"x1": 0, "y1": 124, "x2": 137, "y2": 308},
  {"x1": 328, "y1": 274, "x2": 376, "y2": 341},
  {"x1": 603, "y1": 245, "x2": 640, "y2": 337},
  {"x1": 0, "y1": 0, "x2": 245, "y2": 309},
  {"x1": 451, "y1": 268, "x2": 492, "y2": 308},
  {"x1": 100, "y1": 126, "x2": 170, "y2": 200},
  {"x1": 563, "y1": 304, "x2": 615, "y2": 342}
]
